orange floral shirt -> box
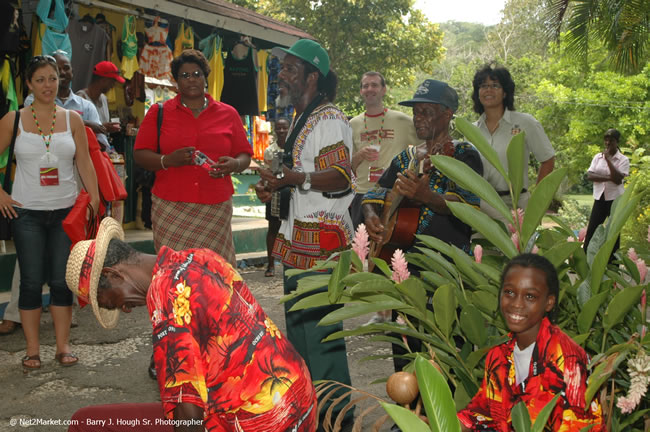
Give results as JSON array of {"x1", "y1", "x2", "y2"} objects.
[
  {"x1": 147, "y1": 247, "x2": 317, "y2": 431},
  {"x1": 458, "y1": 318, "x2": 603, "y2": 431}
]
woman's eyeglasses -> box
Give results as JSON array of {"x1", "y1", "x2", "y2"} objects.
[
  {"x1": 479, "y1": 83, "x2": 502, "y2": 90},
  {"x1": 179, "y1": 70, "x2": 204, "y2": 80}
]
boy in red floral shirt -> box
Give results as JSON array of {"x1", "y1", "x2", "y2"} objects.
[{"x1": 458, "y1": 254, "x2": 603, "y2": 431}]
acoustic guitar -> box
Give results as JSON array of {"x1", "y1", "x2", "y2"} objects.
[{"x1": 368, "y1": 146, "x2": 425, "y2": 271}]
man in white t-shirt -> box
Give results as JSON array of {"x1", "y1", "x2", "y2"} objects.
[{"x1": 349, "y1": 72, "x2": 419, "y2": 229}]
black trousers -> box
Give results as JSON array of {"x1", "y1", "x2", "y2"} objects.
[{"x1": 584, "y1": 194, "x2": 620, "y2": 255}]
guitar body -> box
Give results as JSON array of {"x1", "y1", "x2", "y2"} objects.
[{"x1": 369, "y1": 204, "x2": 420, "y2": 267}]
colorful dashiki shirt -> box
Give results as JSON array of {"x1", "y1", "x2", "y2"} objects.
[
  {"x1": 147, "y1": 247, "x2": 317, "y2": 431},
  {"x1": 272, "y1": 103, "x2": 354, "y2": 270},
  {"x1": 362, "y1": 141, "x2": 482, "y2": 254},
  {"x1": 458, "y1": 318, "x2": 604, "y2": 431}
]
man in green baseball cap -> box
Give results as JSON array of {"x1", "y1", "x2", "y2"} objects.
[{"x1": 258, "y1": 38, "x2": 355, "y2": 430}]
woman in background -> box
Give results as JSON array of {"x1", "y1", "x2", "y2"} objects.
[
  {"x1": 134, "y1": 49, "x2": 252, "y2": 265},
  {"x1": 0, "y1": 55, "x2": 99, "y2": 369}
]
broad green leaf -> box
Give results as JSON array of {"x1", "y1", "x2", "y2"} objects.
[
  {"x1": 319, "y1": 300, "x2": 406, "y2": 326},
  {"x1": 474, "y1": 262, "x2": 503, "y2": 284},
  {"x1": 281, "y1": 274, "x2": 331, "y2": 302},
  {"x1": 289, "y1": 292, "x2": 339, "y2": 311},
  {"x1": 431, "y1": 154, "x2": 511, "y2": 222},
  {"x1": 448, "y1": 245, "x2": 487, "y2": 286},
  {"x1": 506, "y1": 132, "x2": 525, "y2": 208},
  {"x1": 577, "y1": 289, "x2": 610, "y2": 334},
  {"x1": 341, "y1": 271, "x2": 391, "y2": 286},
  {"x1": 620, "y1": 254, "x2": 641, "y2": 284},
  {"x1": 471, "y1": 291, "x2": 498, "y2": 314},
  {"x1": 603, "y1": 284, "x2": 646, "y2": 330},
  {"x1": 466, "y1": 346, "x2": 492, "y2": 370},
  {"x1": 421, "y1": 271, "x2": 453, "y2": 288},
  {"x1": 415, "y1": 355, "x2": 461, "y2": 432},
  {"x1": 511, "y1": 401, "x2": 531, "y2": 432},
  {"x1": 380, "y1": 402, "x2": 431, "y2": 432},
  {"x1": 349, "y1": 279, "x2": 398, "y2": 296},
  {"x1": 455, "y1": 117, "x2": 507, "y2": 181},
  {"x1": 370, "y1": 256, "x2": 393, "y2": 277},
  {"x1": 520, "y1": 168, "x2": 567, "y2": 245},
  {"x1": 531, "y1": 394, "x2": 560, "y2": 432},
  {"x1": 447, "y1": 201, "x2": 519, "y2": 258},
  {"x1": 328, "y1": 250, "x2": 351, "y2": 303},
  {"x1": 541, "y1": 242, "x2": 583, "y2": 268},
  {"x1": 460, "y1": 305, "x2": 487, "y2": 346},
  {"x1": 575, "y1": 279, "x2": 591, "y2": 307},
  {"x1": 585, "y1": 225, "x2": 605, "y2": 267},
  {"x1": 396, "y1": 277, "x2": 428, "y2": 313},
  {"x1": 434, "y1": 284, "x2": 457, "y2": 338},
  {"x1": 415, "y1": 247, "x2": 458, "y2": 279},
  {"x1": 571, "y1": 333, "x2": 591, "y2": 346},
  {"x1": 585, "y1": 351, "x2": 629, "y2": 405},
  {"x1": 590, "y1": 194, "x2": 643, "y2": 292},
  {"x1": 570, "y1": 247, "x2": 589, "y2": 280},
  {"x1": 415, "y1": 234, "x2": 453, "y2": 257}
]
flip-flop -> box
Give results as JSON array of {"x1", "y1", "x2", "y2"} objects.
[
  {"x1": 54, "y1": 352, "x2": 78, "y2": 367},
  {"x1": 22, "y1": 354, "x2": 41, "y2": 369},
  {"x1": 264, "y1": 267, "x2": 274, "y2": 277}
]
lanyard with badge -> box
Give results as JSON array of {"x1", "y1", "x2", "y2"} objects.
[{"x1": 31, "y1": 105, "x2": 60, "y2": 186}]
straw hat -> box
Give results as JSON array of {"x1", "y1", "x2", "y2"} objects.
[{"x1": 65, "y1": 217, "x2": 124, "y2": 329}]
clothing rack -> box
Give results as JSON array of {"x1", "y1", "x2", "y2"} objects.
[{"x1": 73, "y1": 0, "x2": 169, "y2": 24}]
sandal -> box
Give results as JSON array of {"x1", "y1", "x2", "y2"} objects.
[
  {"x1": 55, "y1": 352, "x2": 79, "y2": 367},
  {"x1": 264, "y1": 267, "x2": 274, "y2": 277},
  {"x1": 0, "y1": 320, "x2": 20, "y2": 335},
  {"x1": 22, "y1": 354, "x2": 41, "y2": 369}
]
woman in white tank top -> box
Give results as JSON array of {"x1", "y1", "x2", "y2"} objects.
[{"x1": 0, "y1": 55, "x2": 99, "y2": 370}]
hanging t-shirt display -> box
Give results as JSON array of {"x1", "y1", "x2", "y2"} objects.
[
  {"x1": 36, "y1": 0, "x2": 71, "y2": 57},
  {"x1": 68, "y1": 18, "x2": 110, "y2": 91},
  {"x1": 139, "y1": 17, "x2": 173, "y2": 81},
  {"x1": 120, "y1": 15, "x2": 139, "y2": 80},
  {"x1": 220, "y1": 46, "x2": 259, "y2": 116},
  {"x1": 257, "y1": 50, "x2": 269, "y2": 113},
  {"x1": 173, "y1": 22, "x2": 194, "y2": 57},
  {"x1": 199, "y1": 34, "x2": 224, "y2": 101}
]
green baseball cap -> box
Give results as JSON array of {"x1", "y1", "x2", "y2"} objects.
[{"x1": 273, "y1": 39, "x2": 330, "y2": 77}]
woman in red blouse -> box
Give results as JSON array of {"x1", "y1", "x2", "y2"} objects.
[{"x1": 134, "y1": 50, "x2": 252, "y2": 265}]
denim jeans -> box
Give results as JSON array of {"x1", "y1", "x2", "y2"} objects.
[{"x1": 12, "y1": 207, "x2": 73, "y2": 309}]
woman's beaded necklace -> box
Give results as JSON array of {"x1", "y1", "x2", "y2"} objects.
[
  {"x1": 363, "y1": 108, "x2": 386, "y2": 146},
  {"x1": 30, "y1": 104, "x2": 57, "y2": 152}
]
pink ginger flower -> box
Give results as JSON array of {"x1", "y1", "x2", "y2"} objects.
[
  {"x1": 531, "y1": 245, "x2": 539, "y2": 254},
  {"x1": 637, "y1": 258, "x2": 648, "y2": 284},
  {"x1": 567, "y1": 236, "x2": 575, "y2": 242},
  {"x1": 507, "y1": 208, "x2": 525, "y2": 234},
  {"x1": 511, "y1": 232, "x2": 520, "y2": 252},
  {"x1": 391, "y1": 249, "x2": 410, "y2": 283},
  {"x1": 641, "y1": 290, "x2": 647, "y2": 339},
  {"x1": 628, "y1": 248, "x2": 639, "y2": 262},
  {"x1": 578, "y1": 227, "x2": 587, "y2": 242},
  {"x1": 474, "y1": 245, "x2": 483, "y2": 263},
  {"x1": 351, "y1": 223, "x2": 369, "y2": 263}
]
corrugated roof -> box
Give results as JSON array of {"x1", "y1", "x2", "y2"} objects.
[{"x1": 168, "y1": 0, "x2": 313, "y2": 44}]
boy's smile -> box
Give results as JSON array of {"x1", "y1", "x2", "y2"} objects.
[{"x1": 500, "y1": 266, "x2": 556, "y2": 349}]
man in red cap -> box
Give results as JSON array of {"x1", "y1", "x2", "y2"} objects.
[{"x1": 76, "y1": 61, "x2": 124, "y2": 136}]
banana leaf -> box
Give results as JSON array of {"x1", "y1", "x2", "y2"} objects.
[
  {"x1": 520, "y1": 168, "x2": 567, "y2": 245},
  {"x1": 415, "y1": 355, "x2": 461, "y2": 432},
  {"x1": 506, "y1": 132, "x2": 526, "y2": 208},
  {"x1": 447, "y1": 202, "x2": 519, "y2": 258}
]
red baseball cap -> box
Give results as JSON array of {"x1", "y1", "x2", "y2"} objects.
[{"x1": 93, "y1": 61, "x2": 125, "y2": 83}]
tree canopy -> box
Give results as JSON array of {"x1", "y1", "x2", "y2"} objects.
[{"x1": 231, "y1": 0, "x2": 444, "y2": 113}]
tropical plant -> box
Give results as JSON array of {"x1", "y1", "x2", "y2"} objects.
[
  {"x1": 544, "y1": 0, "x2": 650, "y2": 73},
  {"x1": 284, "y1": 118, "x2": 649, "y2": 430}
]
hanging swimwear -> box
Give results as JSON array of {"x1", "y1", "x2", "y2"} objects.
[
  {"x1": 36, "y1": 0, "x2": 72, "y2": 57},
  {"x1": 120, "y1": 15, "x2": 139, "y2": 80},
  {"x1": 173, "y1": 22, "x2": 194, "y2": 57},
  {"x1": 220, "y1": 45, "x2": 259, "y2": 116},
  {"x1": 139, "y1": 17, "x2": 173, "y2": 81}
]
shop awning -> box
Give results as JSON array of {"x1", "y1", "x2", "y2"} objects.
[{"x1": 115, "y1": 0, "x2": 313, "y2": 47}]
